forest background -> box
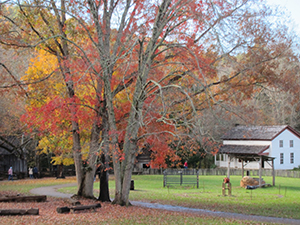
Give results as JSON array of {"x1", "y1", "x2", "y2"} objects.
[{"x1": 0, "y1": 0, "x2": 299, "y2": 205}]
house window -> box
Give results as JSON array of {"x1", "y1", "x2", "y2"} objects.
[
  {"x1": 280, "y1": 153, "x2": 284, "y2": 164},
  {"x1": 290, "y1": 153, "x2": 294, "y2": 164},
  {"x1": 290, "y1": 140, "x2": 294, "y2": 148},
  {"x1": 279, "y1": 140, "x2": 283, "y2": 147}
]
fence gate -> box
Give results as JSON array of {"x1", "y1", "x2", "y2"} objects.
[{"x1": 163, "y1": 169, "x2": 199, "y2": 188}]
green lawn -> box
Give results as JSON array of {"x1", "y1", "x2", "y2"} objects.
[
  {"x1": 0, "y1": 176, "x2": 260, "y2": 224},
  {"x1": 93, "y1": 175, "x2": 299, "y2": 219},
  {"x1": 0, "y1": 177, "x2": 76, "y2": 193},
  {"x1": 2, "y1": 175, "x2": 300, "y2": 221},
  {"x1": 126, "y1": 175, "x2": 300, "y2": 219},
  {"x1": 58, "y1": 174, "x2": 300, "y2": 219}
]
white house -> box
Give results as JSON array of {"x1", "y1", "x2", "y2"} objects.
[{"x1": 216, "y1": 125, "x2": 300, "y2": 170}]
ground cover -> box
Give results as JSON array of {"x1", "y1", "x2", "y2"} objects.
[
  {"x1": 0, "y1": 177, "x2": 271, "y2": 224},
  {"x1": 1, "y1": 177, "x2": 76, "y2": 193},
  {"x1": 0, "y1": 178, "x2": 260, "y2": 225},
  {"x1": 60, "y1": 174, "x2": 300, "y2": 219},
  {"x1": 129, "y1": 175, "x2": 300, "y2": 219},
  {"x1": 128, "y1": 175, "x2": 300, "y2": 219}
]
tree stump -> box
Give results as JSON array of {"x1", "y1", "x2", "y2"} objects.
[
  {"x1": 63, "y1": 198, "x2": 81, "y2": 206},
  {"x1": 130, "y1": 180, "x2": 134, "y2": 190},
  {"x1": 56, "y1": 203, "x2": 101, "y2": 214},
  {"x1": 56, "y1": 207, "x2": 70, "y2": 214},
  {"x1": 70, "y1": 203, "x2": 101, "y2": 213},
  {"x1": 0, "y1": 195, "x2": 47, "y2": 202},
  {"x1": 0, "y1": 208, "x2": 39, "y2": 215}
]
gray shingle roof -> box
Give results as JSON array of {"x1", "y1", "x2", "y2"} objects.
[
  {"x1": 219, "y1": 145, "x2": 269, "y2": 155},
  {"x1": 221, "y1": 125, "x2": 289, "y2": 140},
  {"x1": 0, "y1": 136, "x2": 21, "y2": 155}
]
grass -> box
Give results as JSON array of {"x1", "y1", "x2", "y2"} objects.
[
  {"x1": 0, "y1": 177, "x2": 260, "y2": 225},
  {"x1": 0, "y1": 176, "x2": 76, "y2": 193},
  {"x1": 129, "y1": 175, "x2": 300, "y2": 219},
  {"x1": 1, "y1": 175, "x2": 300, "y2": 224},
  {"x1": 58, "y1": 174, "x2": 300, "y2": 219}
]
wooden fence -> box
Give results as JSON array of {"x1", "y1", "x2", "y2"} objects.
[{"x1": 131, "y1": 168, "x2": 300, "y2": 178}]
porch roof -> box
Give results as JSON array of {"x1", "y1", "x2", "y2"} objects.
[
  {"x1": 219, "y1": 145, "x2": 269, "y2": 155},
  {"x1": 218, "y1": 145, "x2": 275, "y2": 161}
]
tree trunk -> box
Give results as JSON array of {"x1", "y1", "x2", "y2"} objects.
[
  {"x1": 76, "y1": 86, "x2": 104, "y2": 198},
  {"x1": 58, "y1": 164, "x2": 64, "y2": 178},
  {"x1": 121, "y1": 153, "x2": 136, "y2": 205},
  {"x1": 98, "y1": 166, "x2": 111, "y2": 202},
  {"x1": 98, "y1": 153, "x2": 111, "y2": 202},
  {"x1": 50, "y1": 0, "x2": 84, "y2": 194},
  {"x1": 77, "y1": 168, "x2": 95, "y2": 199},
  {"x1": 98, "y1": 99, "x2": 111, "y2": 202}
]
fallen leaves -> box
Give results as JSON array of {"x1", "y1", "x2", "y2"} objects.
[
  {"x1": 0, "y1": 194, "x2": 265, "y2": 225},
  {"x1": 0, "y1": 179, "x2": 267, "y2": 224}
]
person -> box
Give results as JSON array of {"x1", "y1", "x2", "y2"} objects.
[
  {"x1": 184, "y1": 161, "x2": 188, "y2": 169},
  {"x1": 8, "y1": 167, "x2": 13, "y2": 181},
  {"x1": 29, "y1": 167, "x2": 33, "y2": 179},
  {"x1": 33, "y1": 166, "x2": 38, "y2": 179}
]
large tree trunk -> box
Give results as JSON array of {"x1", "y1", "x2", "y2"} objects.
[
  {"x1": 98, "y1": 153, "x2": 111, "y2": 202},
  {"x1": 50, "y1": 0, "x2": 84, "y2": 193},
  {"x1": 76, "y1": 77, "x2": 106, "y2": 198},
  {"x1": 98, "y1": 100, "x2": 111, "y2": 202},
  {"x1": 76, "y1": 126, "x2": 100, "y2": 198},
  {"x1": 113, "y1": 68, "x2": 148, "y2": 205}
]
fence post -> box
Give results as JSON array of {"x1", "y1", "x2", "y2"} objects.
[
  {"x1": 180, "y1": 171, "x2": 183, "y2": 185},
  {"x1": 197, "y1": 171, "x2": 199, "y2": 188}
]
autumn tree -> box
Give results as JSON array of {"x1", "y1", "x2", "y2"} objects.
[
  {"x1": 80, "y1": 0, "x2": 296, "y2": 205},
  {"x1": 0, "y1": 1, "x2": 111, "y2": 200},
  {"x1": 1, "y1": 0, "x2": 297, "y2": 206}
]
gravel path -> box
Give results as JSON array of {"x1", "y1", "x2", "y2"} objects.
[
  {"x1": 30, "y1": 183, "x2": 76, "y2": 198},
  {"x1": 30, "y1": 184, "x2": 300, "y2": 224}
]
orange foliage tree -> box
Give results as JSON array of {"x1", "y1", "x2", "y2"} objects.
[{"x1": 1, "y1": 0, "x2": 297, "y2": 206}]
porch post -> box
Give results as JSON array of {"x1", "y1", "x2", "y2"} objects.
[
  {"x1": 227, "y1": 155, "x2": 231, "y2": 179},
  {"x1": 259, "y1": 156, "x2": 262, "y2": 187},
  {"x1": 272, "y1": 158, "x2": 275, "y2": 186},
  {"x1": 241, "y1": 159, "x2": 244, "y2": 178}
]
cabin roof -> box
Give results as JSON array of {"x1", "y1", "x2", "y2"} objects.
[{"x1": 221, "y1": 125, "x2": 300, "y2": 140}]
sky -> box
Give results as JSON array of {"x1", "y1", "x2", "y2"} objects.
[{"x1": 266, "y1": 0, "x2": 300, "y2": 36}]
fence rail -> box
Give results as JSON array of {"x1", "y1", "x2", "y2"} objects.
[{"x1": 131, "y1": 168, "x2": 300, "y2": 178}]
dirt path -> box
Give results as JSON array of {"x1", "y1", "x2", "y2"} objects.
[
  {"x1": 30, "y1": 183, "x2": 76, "y2": 198},
  {"x1": 30, "y1": 184, "x2": 300, "y2": 224}
]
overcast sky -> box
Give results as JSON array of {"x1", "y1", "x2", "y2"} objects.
[{"x1": 266, "y1": 0, "x2": 300, "y2": 36}]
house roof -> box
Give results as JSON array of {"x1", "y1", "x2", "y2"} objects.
[
  {"x1": 219, "y1": 145, "x2": 269, "y2": 155},
  {"x1": 221, "y1": 125, "x2": 300, "y2": 140},
  {"x1": 0, "y1": 136, "x2": 22, "y2": 155}
]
